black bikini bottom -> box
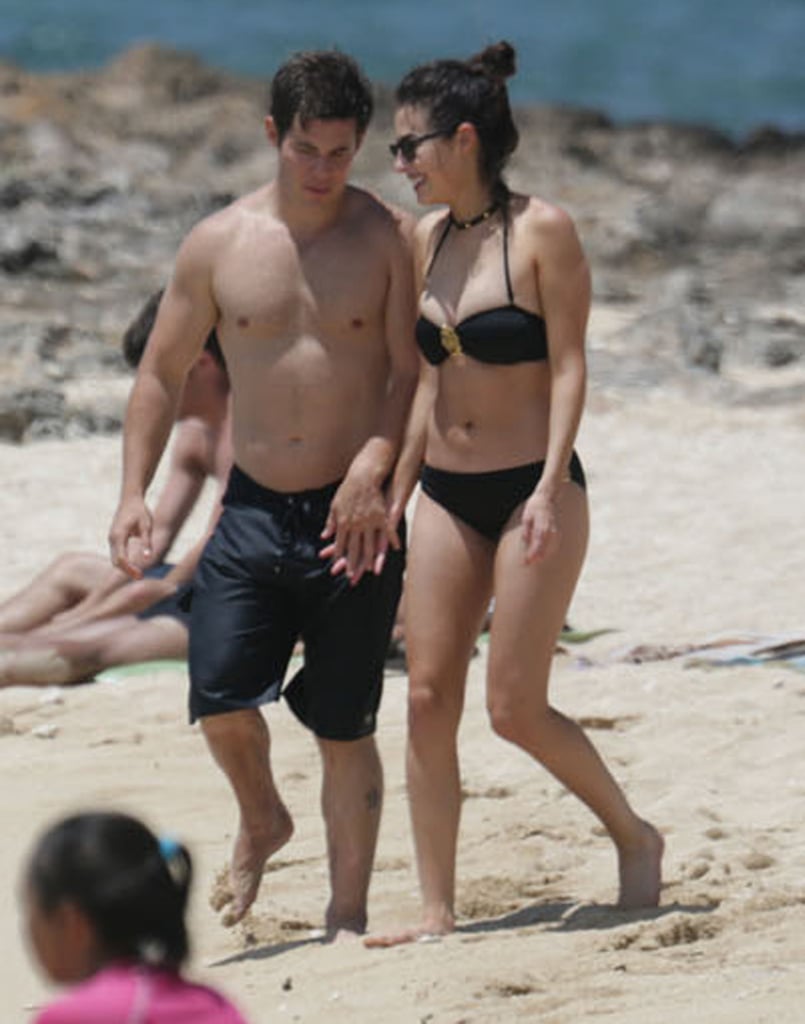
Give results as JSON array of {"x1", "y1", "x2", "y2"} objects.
[{"x1": 420, "y1": 452, "x2": 586, "y2": 542}]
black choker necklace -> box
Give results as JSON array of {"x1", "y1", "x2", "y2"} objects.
[{"x1": 449, "y1": 202, "x2": 499, "y2": 230}]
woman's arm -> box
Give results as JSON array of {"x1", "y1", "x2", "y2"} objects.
[
  {"x1": 386, "y1": 213, "x2": 441, "y2": 530},
  {"x1": 522, "y1": 201, "x2": 590, "y2": 562}
]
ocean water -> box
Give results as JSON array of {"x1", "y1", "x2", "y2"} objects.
[{"x1": 1, "y1": 0, "x2": 804, "y2": 138}]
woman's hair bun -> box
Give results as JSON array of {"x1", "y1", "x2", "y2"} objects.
[{"x1": 469, "y1": 40, "x2": 516, "y2": 81}]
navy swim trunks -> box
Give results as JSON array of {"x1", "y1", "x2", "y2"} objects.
[
  {"x1": 188, "y1": 465, "x2": 405, "y2": 740},
  {"x1": 137, "y1": 563, "x2": 192, "y2": 626}
]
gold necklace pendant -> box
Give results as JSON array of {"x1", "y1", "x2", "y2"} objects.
[{"x1": 440, "y1": 323, "x2": 463, "y2": 357}]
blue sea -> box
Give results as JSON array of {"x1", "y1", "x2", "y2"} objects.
[{"x1": 1, "y1": 0, "x2": 804, "y2": 138}]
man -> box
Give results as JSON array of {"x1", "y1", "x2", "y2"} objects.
[
  {"x1": 108, "y1": 51, "x2": 418, "y2": 938},
  {"x1": 0, "y1": 290, "x2": 231, "y2": 687}
]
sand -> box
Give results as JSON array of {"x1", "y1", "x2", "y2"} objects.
[{"x1": 2, "y1": 340, "x2": 805, "y2": 1022}]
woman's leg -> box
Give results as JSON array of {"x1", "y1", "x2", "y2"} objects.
[
  {"x1": 367, "y1": 493, "x2": 494, "y2": 945},
  {"x1": 487, "y1": 483, "x2": 662, "y2": 907}
]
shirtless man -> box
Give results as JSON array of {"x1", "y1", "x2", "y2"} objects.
[
  {"x1": 108, "y1": 51, "x2": 418, "y2": 937},
  {"x1": 0, "y1": 290, "x2": 231, "y2": 687}
]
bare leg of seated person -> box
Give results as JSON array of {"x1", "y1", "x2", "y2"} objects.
[
  {"x1": 0, "y1": 552, "x2": 113, "y2": 634},
  {"x1": 0, "y1": 614, "x2": 187, "y2": 688}
]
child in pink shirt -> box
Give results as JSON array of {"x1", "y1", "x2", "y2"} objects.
[{"x1": 23, "y1": 811, "x2": 251, "y2": 1023}]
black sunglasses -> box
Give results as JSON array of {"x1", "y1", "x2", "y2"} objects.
[{"x1": 389, "y1": 128, "x2": 455, "y2": 162}]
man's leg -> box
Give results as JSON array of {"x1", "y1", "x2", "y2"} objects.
[
  {"x1": 317, "y1": 734, "x2": 383, "y2": 938},
  {"x1": 202, "y1": 709, "x2": 294, "y2": 926}
]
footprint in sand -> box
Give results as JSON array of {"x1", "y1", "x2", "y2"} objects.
[
  {"x1": 0, "y1": 715, "x2": 17, "y2": 736},
  {"x1": 609, "y1": 912, "x2": 723, "y2": 951},
  {"x1": 742, "y1": 851, "x2": 775, "y2": 871},
  {"x1": 462, "y1": 785, "x2": 515, "y2": 800},
  {"x1": 457, "y1": 875, "x2": 534, "y2": 919},
  {"x1": 577, "y1": 714, "x2": 640, "y2": 731},
  {"x1": 483, "y1": 979, "x2": 540, "y2": 998}
]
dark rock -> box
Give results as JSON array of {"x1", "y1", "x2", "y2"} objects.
[
  {"x1": 0, "y1": 387, "x2": 65, "y2": 442},
  {"x1": 0, "y1": 240, "x2": 59, "y2": 274},
  {"x1": 764, "y1": 340, "x2": 800, "y2": 368}
]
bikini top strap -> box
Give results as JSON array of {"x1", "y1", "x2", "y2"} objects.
[
  {"x1": 424, "y1": 215, "x2": 453, "y2": 279},
  {"x1": 502, "y1": 211, "x2": 515, "y2": 304}
]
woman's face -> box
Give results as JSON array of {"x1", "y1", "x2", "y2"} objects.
[{"x1": 392, "y1": 105, "x2": 456, "y2": 206}]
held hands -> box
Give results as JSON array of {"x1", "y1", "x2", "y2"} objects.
[
  {"x1": 521, "y1": 490, "x2": 561, "y2": 564},
  {"x1": 320, "y1": 469, "x2": 401, "y2": 585},
  {"x1": 108, "y1": 496, "x2": 154, "y2": 580}
]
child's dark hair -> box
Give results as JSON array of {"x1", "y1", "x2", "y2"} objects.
[
  {"x1": 121, "y1": 289, "x2": 225, "y2": 370},
  {"x1": 269, "y1": 50, "x2": 374, "y2": 140},
  {"x1": 395, "y1": 41, "x2": 519, "y2": 201},
  {"x1": 26, "y1": 812, "x2": 193, "y2": 970}
]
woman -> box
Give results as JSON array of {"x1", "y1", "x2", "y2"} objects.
[{"x1": 375, "y1": 42, "x2": 663, "y2": 944}]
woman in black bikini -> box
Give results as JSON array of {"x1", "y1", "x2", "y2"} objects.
[{"x1": 374, "y1": 41, "x2": 663, "y2": 945}]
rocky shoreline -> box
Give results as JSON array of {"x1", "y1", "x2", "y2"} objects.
[{"x1": 2, "y1": 44, "x2": 804, "y2": 441}]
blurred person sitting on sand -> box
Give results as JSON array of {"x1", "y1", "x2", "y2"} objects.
[
  {"x1": 368, "y1": 41, "x2": 663, "y2": 946},
  {"x1": 0, "y1": 289, "x2": 231, "y2": 687},
  {"x1": 22, "y1": 810, "x2": 251, "y2": 1023}
]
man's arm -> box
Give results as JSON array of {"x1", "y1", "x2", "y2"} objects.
[
  {"x1": 108, "y1": 221, "x2": 220, "y2": 576},
  {"x1": 147, "y1": 419, "x2": 212, "y2": 564},
  {"x1": 49, "y1": 426, "x2": 217, "y2": 630},
  {"x1": 322, "y1": 210, "x2": 420, "y2": 582}
]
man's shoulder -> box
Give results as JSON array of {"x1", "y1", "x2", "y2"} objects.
[
  {"x1": 185, "y1": 187, "x2": 277, "y2": 245},
  {"x1": 346, "y1": 187, "x2": 414, "y2": 245}
]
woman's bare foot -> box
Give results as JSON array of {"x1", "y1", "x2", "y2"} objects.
[
  {"x1": 617, "y1": 819, "x2": 664, "y2": 909},
  {"x1": 364, "y1": 906, "x2": 455, "y2": 949},
  {"x1": 210, "y1": 807, "x2": 294, "y2": 926}
]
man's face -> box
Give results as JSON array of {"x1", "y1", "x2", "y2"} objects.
[{"x1": 272, "y1": 115, "x2": 360, "y2": 204}]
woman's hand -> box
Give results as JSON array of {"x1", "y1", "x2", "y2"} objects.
[{"x1": 521, "y1": 490, "x2": 560, "y2": 564}]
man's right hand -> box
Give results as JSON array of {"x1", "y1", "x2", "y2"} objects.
[{"x1": 108, "y1": 496, "x2": 154, "y2": 579}]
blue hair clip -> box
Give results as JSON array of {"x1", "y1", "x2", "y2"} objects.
[{"x1": 158, "y1": 835, "x2": 181, "y2": 862}]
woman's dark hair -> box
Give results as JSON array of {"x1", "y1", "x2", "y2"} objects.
[
  {"x1": 395, "y1": 41, "x2": 519, "y2": 199},
  {"x1": 270, "y1": 50, "x2": 374, "y2": 140},
  {"x1": 26, "y1": 812, "x2": 193, "y2": 970}
]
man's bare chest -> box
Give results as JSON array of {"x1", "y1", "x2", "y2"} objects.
[{"x1": 215, "y1": 235, "x2": 386, "y2": 339}]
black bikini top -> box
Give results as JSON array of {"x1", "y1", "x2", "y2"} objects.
[{"x1": 415, "y1": 212, "x2": 548, "y2": 366}]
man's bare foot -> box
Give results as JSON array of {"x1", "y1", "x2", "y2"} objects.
[
  {"x1": 325, "y1": 925, "x2": 365, "y2": 945},
  {"x1": 323, "y1": 908, "x2": 368, "y2": 944},
  {"x1": 364, "y1": 907, "x2": 455, "y2": 949},
  {"x1": 617, "y1": 819, "x2": 664, "y2": 909},
  {"x1": 210, "y1": 807, "x2": 294, "y2": 926}
]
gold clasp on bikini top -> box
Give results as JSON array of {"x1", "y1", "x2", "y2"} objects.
[{"x1": 439, "y1": 323, "x2": 463, "y2": 357}]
